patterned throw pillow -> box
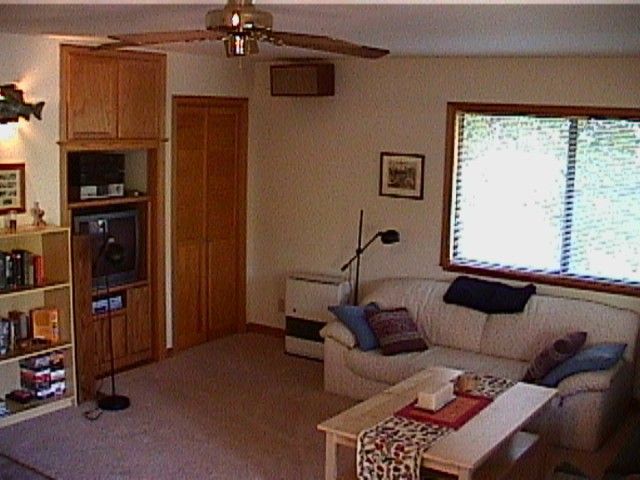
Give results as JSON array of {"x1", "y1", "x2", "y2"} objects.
[
  {"x1": 366, "y1": 308, "x2": 427, "y2": 356},
  {"x1": 522, "y1": 331, "x2": 587, "y2": 384}
]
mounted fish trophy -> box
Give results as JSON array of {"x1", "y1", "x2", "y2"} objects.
[{"x1": 0, "y1": 84, "x2": 45, "y2": 124}]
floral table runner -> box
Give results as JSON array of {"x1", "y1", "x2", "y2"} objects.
[{"x1": 356, "y1": 374, "x2": 516, "y2": 480}]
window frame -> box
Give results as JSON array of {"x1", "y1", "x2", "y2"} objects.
[{"x1": 441, "y1": 102, "x2": 640, "y2": 297}]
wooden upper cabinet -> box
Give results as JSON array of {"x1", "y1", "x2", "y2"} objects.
[
  {"x1": 118, "y1": 58, "x2": 163, "y2": 140},
  {"x1": 61, "y1": 46, "x2": 165, "y2": 142},
  {"x1": 66, "y1": 53, "x2": 118, "y2": 139}
]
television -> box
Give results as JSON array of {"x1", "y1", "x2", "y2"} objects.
[{"x1": 73, "y1": 209, "x2": 140, "y2": 289}]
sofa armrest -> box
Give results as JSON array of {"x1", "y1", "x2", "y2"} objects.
[
  {"x1": 320, "y1": 321, "x2": 356, "y2": 349},
  {"x1": 556, "y1": 361, "x2": 631, "y2": 398}
]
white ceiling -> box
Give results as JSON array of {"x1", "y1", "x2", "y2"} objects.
[{"x1": 1, "y1": 2, "x2": 640, "y2": 59}]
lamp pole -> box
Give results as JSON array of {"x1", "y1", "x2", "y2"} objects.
[
  {"x1": 340, "y1": 210, "x2": 400, "y2": 306},
  {"x1": 353, "y1": 209, "x2": 364, "y2": 306}
]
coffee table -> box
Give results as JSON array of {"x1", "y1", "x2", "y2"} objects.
[{"x1": 318, "y1": 368, "x2": 556, "y2": 480}]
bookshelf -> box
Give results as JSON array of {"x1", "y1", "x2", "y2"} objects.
[{"x1": 0, "y1": 226, "x2": 76, "y2": 427}]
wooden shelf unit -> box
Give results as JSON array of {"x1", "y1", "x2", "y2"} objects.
[
  {"x1": 68, "y1": 195, "x2": 150, "y2": 211},
  {"x1": 59, "y1": 45, "x2": 166, "y2": 400},
  {"x1": 0, "y1": 227, "x2": 76, "y2": 427}
]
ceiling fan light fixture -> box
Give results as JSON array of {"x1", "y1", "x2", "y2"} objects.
[
  {"x1": 224, "y1": 33, "x2": 259, "y2": 57},
  {"x1": 206, "y1": 3, "x2": 273, "y2": 32}
]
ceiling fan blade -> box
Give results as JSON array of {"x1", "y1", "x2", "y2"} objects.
[
  {"x1": 265, "y1": 31, "x2": 389, "y2": 59},
  {"x1": 98, "y1": 30, "x2": 226, "y2": 49}
]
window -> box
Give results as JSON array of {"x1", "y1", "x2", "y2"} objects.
[{"x1": 441, "y1": 103, "x2": 640, "y2": 296}]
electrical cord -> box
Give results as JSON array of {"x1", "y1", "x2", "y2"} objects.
[{"x1": 82, "y1": 378, "x2": 105, "y2": 421}]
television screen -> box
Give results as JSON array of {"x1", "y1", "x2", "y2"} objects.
[{"x1": 74, "y1": 210, "x2": 139, "y2": 288}]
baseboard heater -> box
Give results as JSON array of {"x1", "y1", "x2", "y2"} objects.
[{"x1": 284, "y1": 273, "x2": 350, "y2": 360}]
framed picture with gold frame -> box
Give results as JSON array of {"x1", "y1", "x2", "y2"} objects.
[
  {"x1": 379, "y1": 152, "x2": 425, "y2": 200},
  {"x1": 0, "y1": 163, "x2": 26, "y2": 214}
]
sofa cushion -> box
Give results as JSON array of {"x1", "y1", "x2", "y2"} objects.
[
  {"x1": 361, "y1": 279, "x2": 488, "y2": 353},
  {"x1": 555, "y1": 361, "x2": 628, "y2": 397},
  {"x1": 523, "y1": 331, "x2": 587, "y2": 383},
  {"x1": 345, "y1": 345, "x2": 528, "y2": 386},
  {"x1": 480, "y1": 294, "x2": 639, "y2": 363},
  {"x1": 366, "y1": 308, "x2": 427, "y2": 355},
  {"x1": 320, "y1": 321, "x2": 356, "y2": 349},
  {"x1": 328, "y1": 302, "x2": 380, "y2": 351},
  {"x1": 541, "y1": 343, "x2": 627, "y2": 388},
  {"x1": 443, "y1": 276, "x2": 536, "y2": 314}
]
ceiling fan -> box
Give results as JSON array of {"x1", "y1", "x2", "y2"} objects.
[{"x1": 99, "y1": 0, "x2": 389, "y2": 59}]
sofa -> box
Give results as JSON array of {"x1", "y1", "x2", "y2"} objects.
[{"x1": 321, "y1": 278, "x2": 640, "y2": 451}]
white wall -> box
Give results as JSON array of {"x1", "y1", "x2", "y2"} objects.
[
  {"x1": 247, "y1": 57, "x2": 640, "y2": 330},
  {"x1": 0, "y1": 33, "x2": 61, "y2": 225},
  {"x1": 164, "y1": 53, "x2": 252, "y2": 346}
]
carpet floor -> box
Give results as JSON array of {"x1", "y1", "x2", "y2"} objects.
[{"x1": 0, "y1": 333, "x2": 356, "y2": 479}]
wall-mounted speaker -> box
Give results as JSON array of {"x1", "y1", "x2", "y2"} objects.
[{"x1": 270, "y1": 63, "x2": 335, "y2": 97}]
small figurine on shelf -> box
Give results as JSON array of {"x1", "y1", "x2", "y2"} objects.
[{"x1": 31, "y1": 202, "x2": 46, "y2": 227}]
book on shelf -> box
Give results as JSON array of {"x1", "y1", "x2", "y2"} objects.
[
  {"x1": 33, "y1": 254, "x2": 44, "y2": 286},
  {"x1": 0, "y1": 251, "x2": 11, "y2": 290},
  {"x1": 0, "y1": 250, "x2": 45, "y2": 291},
  {"x1": 8, "y1": 310, "x2": 31, "y2": 341},
  {"x1": 30, "y1": 308, "x2": 59, "y2": 343}
]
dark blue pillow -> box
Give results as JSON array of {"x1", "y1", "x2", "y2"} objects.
[
  {"x1": 540, "y1": 343, "x2": 627, "y2": 387},
  {"x1": 443, "y1": 276, "x2": 536, "y2": 314},
  {"x1": 328, "y1": 303, "x2": 380, "y2": 351}
]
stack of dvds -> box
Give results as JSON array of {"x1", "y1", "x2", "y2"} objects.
[{"x1": 19, "y1": 351, "x2": 66, "y2": 400}]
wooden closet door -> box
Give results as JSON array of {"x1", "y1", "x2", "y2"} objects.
[
  {"x1": 173, "y1": 97, "x2": 247, "y2": 351},
  {"x1": 206, "y1": 105, "x2": 245, "y2": 338},
  {"x1": 173, "y1": 105, "x2": 208, "y2": 350}
]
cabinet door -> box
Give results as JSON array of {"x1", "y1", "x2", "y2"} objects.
[
  {"x1": 67, "y1": 53, "x2": 118, "y2": 139},
  {"x1": 94, "y1": 312, "x2": 128, "y2": 376},
  {"x1": 127, "y1": 285, "x2": 151, "y2": 355},
  {"x1": 118, "y1": 58, "x2": 162, "y2": 139}
]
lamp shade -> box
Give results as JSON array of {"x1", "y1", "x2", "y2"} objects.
[{"x1": 379, "y1": 230, "x2": 400, "y2": 244}]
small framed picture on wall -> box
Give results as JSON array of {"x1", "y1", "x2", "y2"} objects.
[
  {"x1": 379, "y1": 152, "x2": 425, "y2": 200},
  {"x1": 0, "y1": 163, "x2": 26, "y2": 214}
]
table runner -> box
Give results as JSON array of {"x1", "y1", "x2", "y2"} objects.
[{"x1": 356, "y1": 374, "x2": 515, "y2": 480}]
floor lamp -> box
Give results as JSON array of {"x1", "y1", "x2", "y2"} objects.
[
  {"x1": 340, "y1": 210, "x2": 400, "y2": 305},
  {"x1": 93, "y1": 226, "x2": 130, "y2": 411}
]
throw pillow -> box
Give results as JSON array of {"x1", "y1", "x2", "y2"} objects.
[
  {"x1": 328, "y1": 303, "x2": 380, "y2": 351},
  {"x1": 443, "y1": 276, "x2": 536, "y2": 314},
  {"x1": 522, "y1": 331, "x2": 587, "y2": 383},
  {"x1": 540, "y1": 343, "x2": 627, "y2": 388},
  {"x1": 366, "y1": 307, "x2": 427, "y2": 356}
]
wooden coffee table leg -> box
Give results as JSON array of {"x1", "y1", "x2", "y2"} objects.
[{"x1": 325, "y1": 432, "x2": 339, "y2": 480}]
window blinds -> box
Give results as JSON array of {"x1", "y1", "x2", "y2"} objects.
[{"x1": 450, "y1": 111, "x2": 640, "y2": 287}]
